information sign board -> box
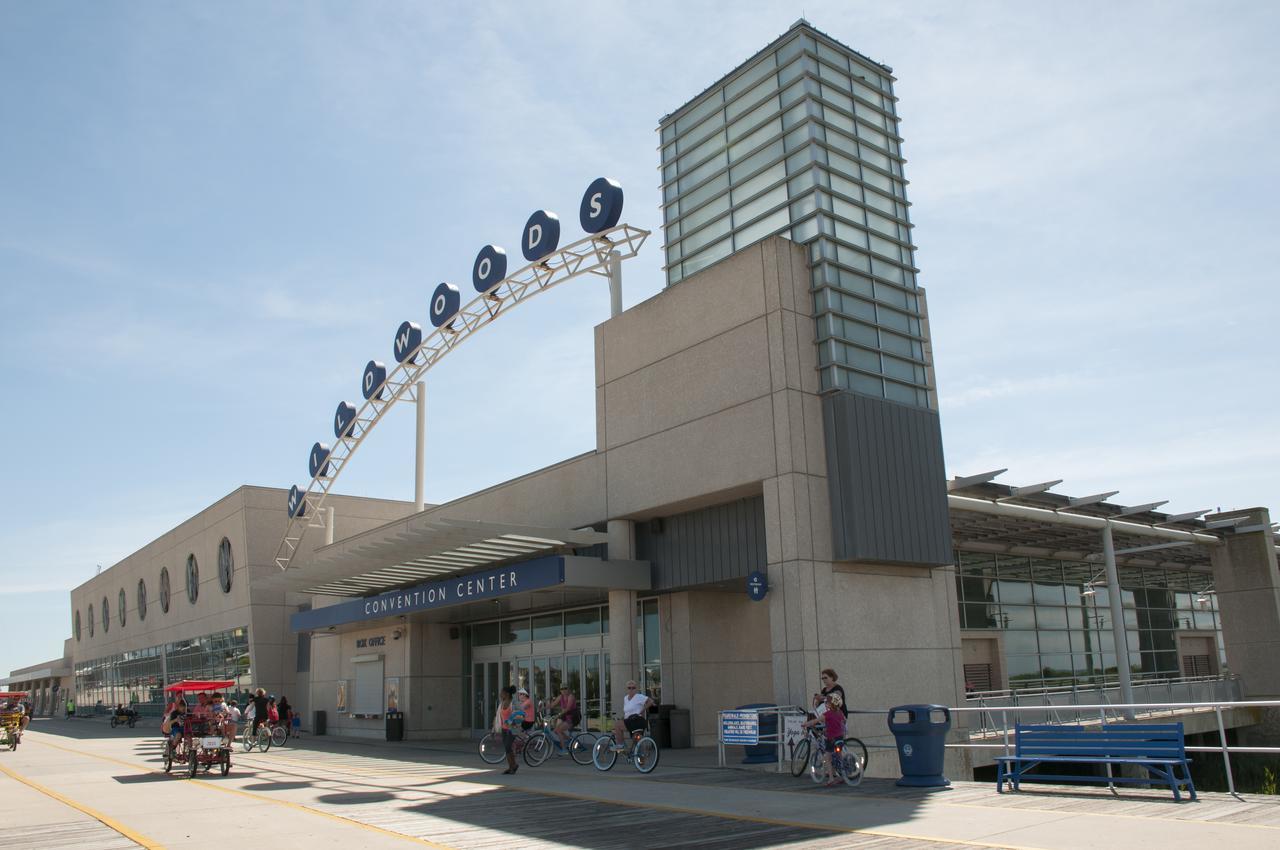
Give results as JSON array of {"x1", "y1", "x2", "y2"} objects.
[{"x1": 721, "y1": 709, "x2": 760, "y2": 745}]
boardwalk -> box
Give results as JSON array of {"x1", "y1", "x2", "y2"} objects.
[{"x1": 1, "y1": 718, "x2": 1278, "y2": 849}]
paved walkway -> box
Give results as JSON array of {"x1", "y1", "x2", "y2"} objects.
[{"x1": 2, "y1": 718, "x2": 1278, "y2": 849}]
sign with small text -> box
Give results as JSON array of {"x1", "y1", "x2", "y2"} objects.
[{"x1": 721, "y1": 710, "x2": 760, "y2": 745}]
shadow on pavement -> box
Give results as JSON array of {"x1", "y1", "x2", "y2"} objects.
[
  {"x1": 317, "y1": 791, "x2": 397, "y2": 805},
  {"x1": 242, "y1": 781, "x2": 315, "y2": 791}
]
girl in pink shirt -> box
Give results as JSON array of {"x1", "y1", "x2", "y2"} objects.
[{"x1": 821, "y1": 692, "x2": 846, "y2": 785}]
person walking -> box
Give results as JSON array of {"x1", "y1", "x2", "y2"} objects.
[
  {"x1": 65, "y1": 697, "x2": 74, "y2": 719},
  {"x1": 495, "y1": 688, "x2": 523, "y2": 776}
]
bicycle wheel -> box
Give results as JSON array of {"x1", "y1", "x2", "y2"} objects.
[
  {"x1": 270, "y1": 725, "x2": 288, "y2": 748},
  {"x1": 187, "y1": 749, "x2": 199, "y2": 778},
  {"x1": 524, "y1": 733, "x2": 551, "y2": 767},
  {"x1": 256, "y1": 726, "x2": 272, "y2": 752},
  {"x1": 591, "y1": 734, "x2": 618, "y2": 771},
  {"x1": 633, "y1": 736, "x2": 660, "y2": 774},
  {"x1": 163, "y1": 744, "x2": 173, "y2": 773},
  {"x1": 839, "y1": 738, "x2": 867, "y2": 787},
  {"x1": 241, "y1": 727, "x2": 256, "y2": 753},
  {"x1": 808, "y1": 745, "x2": 826, "y2": 784},
  {"x1": 790, "y1": 737, "x2": 811, "y2": 778},
  {"x1": 478, "y1": 732, "x2": 506, "y2": 764},
  {"x1": 569, "y1": 732, "x2": 597, "y2": 766},
  {"x1": 110, "y1": 716, "x2": 118, "y2": 728}
]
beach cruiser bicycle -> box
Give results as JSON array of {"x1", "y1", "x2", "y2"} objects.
[
  {"x1": 591, "y1": 715, "x2": 659, "y2": 773},
  {"x1": 790, "y1": 724, "x2": 867, "y2": 786},
  {"x1": 522, "y1": 712, "x2": 602, "y2": 767}
]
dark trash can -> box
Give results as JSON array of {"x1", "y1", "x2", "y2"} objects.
[
  {"x1": 313, "y1": 709, "x2": 327, "y2": 736},
  {"x1": 669, "y1": 708, "x2": 691, "y2": 749},
  {"x1": 652, "y1": 704, "x2": 673, "y2": 749},
  {"x1": 887, "y1": 704, "x2": 951, "y2": 787},
  {"x1": 735, "y1": 703, "x2": 777, "y2": 764},
  {"x1": 385, "y1": 711, "x2": 404, "y2": 742}
]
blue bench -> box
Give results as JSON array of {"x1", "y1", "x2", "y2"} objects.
[{"x1": 995, "y1": 723, "x2": 1196, "y2": 801}]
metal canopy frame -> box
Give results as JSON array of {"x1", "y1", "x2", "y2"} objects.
[{"x1": 272, "y1": 224, "x2": 649, "y2": 571}]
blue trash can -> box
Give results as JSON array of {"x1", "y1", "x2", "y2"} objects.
[
  {"x1": 887, "y1": 704, "x2": 951, "y2": 787},
  {"x1": 734, "y1": 703, "x2": 777, "y2": 764}
]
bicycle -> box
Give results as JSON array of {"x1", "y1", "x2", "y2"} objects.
[
  {"x1": 790, "y1": 725, "x2": 866, "y2": 786},
  {"x1": 523, "y1": 713, "x2": 600, "y2": 767},
  {"x1": 241, "y1": 722, "x2": 272, "y2": 753},
  {"x1": 591, "y1": 717, "x2": 659, "y2": 773},
  {"x1": 478, "y1": 726, "x2": 531, "y2": 764}
]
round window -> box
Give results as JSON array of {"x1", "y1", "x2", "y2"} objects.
[
  {"x1": 137, "y1": 579, "x2": 147, "y2": 621},
  {"x1": 88, "y1": 604, "x2": 94, "y2": 637},
  {"x1": 218, "y1": 537, "x2": 233, "y2": 593},
  {"x1": 74, "y1": 609, "x2": 81, "y2": 642},
  {"x1": 118, "y1": 589, "x2": 127, "y2": 628},
  {"x1": 160, "y1": 567, "x2": 171, "y2": 613},
  {"x1": 102, "y1": 596, "x2": 110, "y2": 633},
  {"x1": 186, "y1": 554, "x2": 199, "y2": 605}
]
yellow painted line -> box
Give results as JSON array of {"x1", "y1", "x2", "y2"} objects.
[
  {"x1": 29, "y1": 739, "x2": 459, "y2": 850},
  {"x1": 0, "y1": 760, "x2": 164, "y2": 849}
]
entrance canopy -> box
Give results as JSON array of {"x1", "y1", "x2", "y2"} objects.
[{"x1": 278, "y1": 514, "x2": 610, "y2": 598}]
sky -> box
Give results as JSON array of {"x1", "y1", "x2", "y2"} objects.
[{"x1": 1, "y1": 1, "x2": 1277, "y2": 676}]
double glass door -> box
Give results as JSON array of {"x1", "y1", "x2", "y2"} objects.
[{"x1": 472, "y1": 651, "x2": 610, "y2": 734}]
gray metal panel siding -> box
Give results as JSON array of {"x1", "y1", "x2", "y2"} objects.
[
  {"x1": 822, "y1": 391, "x2": 953, "y2": 566},
  {"x1": 636, "y1": 496, "x2": 767, "y2": 591}
]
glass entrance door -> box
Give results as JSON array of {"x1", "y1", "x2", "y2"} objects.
[{"x1": 472, "y1": 650, "x2": 611, "y2": 734}]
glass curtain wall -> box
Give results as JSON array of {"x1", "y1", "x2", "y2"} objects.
[
  {"x1": 659, "y1": 25, "x2": 930, "y2": 407},
  {"x1": 956, "y1": 552, "x2": 1221, "y2": 688},
  {"x1": 73, "y1": 626, "x2": 250, "y2": 713}
]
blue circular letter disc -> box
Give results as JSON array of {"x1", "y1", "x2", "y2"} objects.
[
  {"x1": 333, "y1": 401, "x2": 357, "y2": 439},
  {"x1": 287, "y1": 485, "x2": 307, "y2": 518},
  {"x1": 308, "y1": 442, "x2": 331, "y2": 478},
  {"x1": 362, "y1": 360, "x2": 387, "y2": 400},
  {"x1": 429, "y1": 283, "x2": 461, "y2": 328},
  {"x1": 393, "y1": 321, "x2": 423, "y2": 364},
  {"x1": 522, "y1": 210, "x2": 561, "y2": 262},
  {"x1": 472, "y1": 245, "x2": 508, "y2": 293},
  {"x1": 580, "y1": 177, "x2": 624, "y2": 233}
]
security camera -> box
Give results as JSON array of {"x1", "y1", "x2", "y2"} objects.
[{"x1": 392, "y1": 628, "x2": 403, "y2": 640}]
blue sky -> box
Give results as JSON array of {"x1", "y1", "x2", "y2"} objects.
[{"x1": 2, "y1": 1, "x2": 1277, "y2": 675}]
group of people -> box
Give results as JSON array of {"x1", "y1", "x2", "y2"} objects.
[
  {"x1": 160, "y1": 689, "x2": 293, "y2": 750},
  {"x1": 491, "y1": 678, "x2": 654, "y2": 774},
  {"x1": 802, "y1": 667, "x2": 850, "y2": 786},
  {"x1": 2, "y1": 696, "x2": 31, "y2": 739}
]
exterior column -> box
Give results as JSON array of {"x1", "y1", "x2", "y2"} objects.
[
  {"x1": 1209, "y1": 508, "x2": 1280, "y2": 699},
  {"x1": 606, "y1": 520, "x2": 637, "y2": 716},
  {"x1": 1101, "y1": 523, "x2": 1135, "y2": 712}
]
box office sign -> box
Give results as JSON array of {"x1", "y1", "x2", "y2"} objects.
[{"x1": 290, "y1": 556, "x2": 566, "y2": 632}]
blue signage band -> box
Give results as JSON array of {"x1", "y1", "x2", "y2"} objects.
[{"x1": 290, "y1": 556, "x2": 566, "y2": 632}]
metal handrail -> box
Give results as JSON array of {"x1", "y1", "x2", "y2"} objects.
[{"x1": 715, "y1": 705, "x2": 807, "y2": 773}]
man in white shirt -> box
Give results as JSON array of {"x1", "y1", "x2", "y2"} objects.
[{"x1": 612, "y1": 680, "x2": 654, "y2": 748}]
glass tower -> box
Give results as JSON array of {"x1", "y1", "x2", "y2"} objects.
[{"x1": 659, "y1": 20, "x2": 932, "y2": 408}]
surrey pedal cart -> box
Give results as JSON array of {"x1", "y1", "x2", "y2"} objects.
[
  {"x1": 0, "y1": 691, "x2": 29, "y2": 751},
  {"x1": 162, "y1": 680, "x2": 234, "y2": 778}
]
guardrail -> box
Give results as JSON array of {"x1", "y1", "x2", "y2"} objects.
[
  {"x1": 716, "y1": 705, "x2": 807, "y2": 773},
  {"x1": 950, "y1": 699, "x2": 1280, "y2": 796},
  {"x1": 964, "y1": 674, "x2": 1242, "y2": 733}
]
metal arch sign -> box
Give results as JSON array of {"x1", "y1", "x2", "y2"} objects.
[{"x1": 273, "y1": 178, "x2": 650, "y2": 570}]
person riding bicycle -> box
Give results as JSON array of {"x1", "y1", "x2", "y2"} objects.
[
  {"x1": 161, "y1": 699, "x2": 188, "y2": 753},
  {"x1": 547, "y1": 686, "x2": 580, "y2": 752},
  {"x1": 210, "y1": 693, "x2": 235, "y2": 745},
  {"x1": 515, "y1": 688, "x2": 535, "y2": 732},
  {"x1": 250, "y1": 688, "x2": 269, "y2": 735},
  {"x1": 611, "y1": 680, "x2": 653, "y2": 749}
]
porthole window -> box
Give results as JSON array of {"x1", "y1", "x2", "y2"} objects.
[
  {"x1": 118, "y1": 588, "x2": 127, "y2": 628},
  {"x1": 88, "y1": 604, "x2": 94, "y2": 637},
  {"x1": 137, "y1": 579, "x2": 147, "y2": 621},
  {"x1": 102, "y1": 596, "x2": 110, "y2": 633},
  {"x1": 74, "y1": 609, "x2": 81, "y2": 642},
  {"x1": 186, "y1": 554, "x2": 199, "y2": 604},
  {"x1": 218, "y1": 537, "x2": 234, "y2": 593},
  {"x1": 160, "y1": 567, "x2": 171, "y2": 613}
]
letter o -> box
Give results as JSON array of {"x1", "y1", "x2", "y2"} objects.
[
  {"x1": 472, "y1": 244, "x2": 507, "y2": 293},
  {"x1": 521, "y1": 210, "x2": 560, "y2": 262},
  {"x1": 429, "y1": 282, "x2": 461, "y2": 328},
  {"x1": 579, "y1": 177, "x2": 624, "y2": 233}
]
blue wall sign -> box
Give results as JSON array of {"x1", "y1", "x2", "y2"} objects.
[
  {"x1": 521, "y1": 210, "x2": 560, "y2": 261},
  {"x1": 472, "y1": 245, "x2": 507, "y2": 293},
  {"x1": 308, "y1": 442, "x2": 331, "y2": 478},
  {"x1": 580, "y1": 177, "x2": 624, "y2": 233},
  {"x1": 721, "y1": 710, "x2": 760, "y2": 745},
  {"x1": 429, "y1": 282, "x2": 461, "y2": 328},
  {"x1": 287, "y1": 485, "x2": 307, "y2": 518},
  {"x1": 746, "y1": 570, "x2": 769, "y2": 602},
  {"x1": 333, "y1": 402, "x2": 357, "y2": 439},
  {"x1": 289, "y1": 556, "x2": 566, "y2": 632},
  {"x1": 393, "y1": 321, "x2": 422, "y2": 364},
  {"x1": 361, "y1": 361, "x2": 387, "y2": 401}
]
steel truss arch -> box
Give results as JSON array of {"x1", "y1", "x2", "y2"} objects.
[{"x1": 273, "y1": 223, "x2": 649, "y2": 570}]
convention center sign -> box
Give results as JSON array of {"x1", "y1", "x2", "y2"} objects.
[{"x1": 290, "y1": 557, "x2": 566, "y2": 632}]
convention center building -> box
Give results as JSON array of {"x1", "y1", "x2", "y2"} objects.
[{"x1": 42, "y1": 21, "x2": 1280, "y2": 773}]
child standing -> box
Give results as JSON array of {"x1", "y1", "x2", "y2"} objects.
[{"x1": 821, "y1": 691, "x2": 847, "y2": 786}]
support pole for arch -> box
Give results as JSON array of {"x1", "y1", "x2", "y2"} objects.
[{"x1": 415, "y1": 381, "x2": 426, "y2": 513}]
